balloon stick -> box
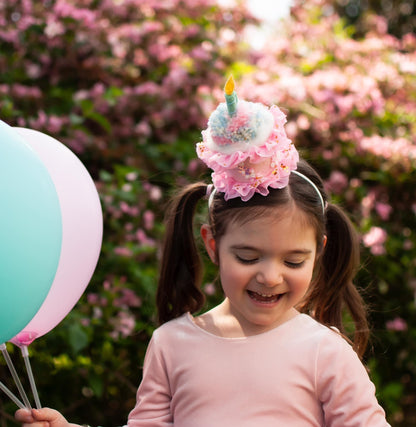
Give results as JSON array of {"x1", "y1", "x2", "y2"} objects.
[
  {"x1": 0, "y1": 381, "x2": 25, "y2": 409},
  {"x1": 21, "y1": 345, "x2": 41, "y2": 409},
  {"x1": 0, "y1": 343, "x2": 31, "y2": 408}
]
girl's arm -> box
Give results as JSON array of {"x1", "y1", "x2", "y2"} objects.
[
  {"x1": 317, "y1": 332, "x2": 390, "y2": 426},
  {"x1": 15, "y1": 408, "x2": 80, "y2": 427},
  {"x1": 127, "y1": 334, "x2": 173, "y2": 426}
]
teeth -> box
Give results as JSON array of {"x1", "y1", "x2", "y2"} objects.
[
  {"x1": 248, "y1": 290, "x2": 282, "y2": 303},
  {"x1": 256, "y1": 292, "x2": 276, "y2": 297}
]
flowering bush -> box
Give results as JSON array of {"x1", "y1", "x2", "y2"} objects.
[
  {"x1": 0, "y1": 0, "x2": 254, "y2": 166},
  {"x1": 0, "y1": 0, "x2": 415, "y2": 425}
]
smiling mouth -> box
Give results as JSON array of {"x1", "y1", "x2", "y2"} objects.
[{"x1": 247, "y1": 291, "x2": 283, "y2": 303}]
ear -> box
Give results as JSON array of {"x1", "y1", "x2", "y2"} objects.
[
  {"x1": 316, "y1": 235, "x2": 327, "y2": 261},
  {"x1": 200, "y1": 224, "x2": 217, "y2": 264}
]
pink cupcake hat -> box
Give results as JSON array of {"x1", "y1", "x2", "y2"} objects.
[{"x1": 196, "y1": 76, "x2": 299, "y2": 201}]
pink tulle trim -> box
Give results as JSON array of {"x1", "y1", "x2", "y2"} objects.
[{"x1": 197, "y1": 105, "x2": 299, "y2": 201}]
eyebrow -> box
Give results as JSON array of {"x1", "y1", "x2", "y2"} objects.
[{"x1": 230, "y1": 245, "x2": 313, "y2": 255}]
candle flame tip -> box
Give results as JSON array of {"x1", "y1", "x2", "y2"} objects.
[{"x1": 224, "y1": 75, "x2": 235, "y2": 95}]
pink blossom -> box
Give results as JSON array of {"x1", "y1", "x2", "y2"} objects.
[
  {"x1": 359, "y1": 135, "x2": 416, "y2": 164},
  {"x1": 25, "y1": 63, "x2": 42, "y2": 79},
  {"x1": 164, "y1": 67, "x2": 188, "y2": 89},
  {"x1": 296, "y1": 114, "x2": 310, "y2": 130},
  {"x1": 134, "y1": 82, "x2": 159, "y2": 96},
  {"x1": 133, "y1": 49, "x2": 149, "y2": 67},
  {"x1": 87, "y1": 293, "x2": 107, "y2": 307},
  {"x1": 386, "y1": 317, "x2": 408, "y2": 331},
  {"x1": 144, "y1": 183, "x2": 162, "y2": 201},
  {"x1": 393, "y1": 52, "x2": 416, "y2": 74},
  {"x1": 80, "y1": 318, "x2": 90, "y2": 327},
  {"x1": 0, "y1": 29, "x2": 19, "y2": 44},
  {"x1": 45, "y1": 20, "x2": 65, "y2": 38},
  {"x1": 54, "y1": 0, "x2": 96, "y2": 25},
  {"x1": 143, "y1": 210, "x2": 155, "y2": 230},
  {"x1": 46, "y1": 115, "x2": 66, "y2": 133},
  {"x1": 361, "y1": 191, "x2": 376, "y2": 218},
  {"x1": 29, "y1": 110, "x2": 48, "y2": 128},
  {"x1": 93, "y1": 307, "x2": 103, "y2": 319},
  {"x1": 375, "y1": 202, "x2": 392, "y2": 220},
  {"x1": 126, "y1": 172, "x2": 138, "y2": 181},
  {"x1": 114, "y1": 289, "x2": 142, "y2": 308},
  {"x1": 12, "y1": 84, "x2": 42, "y2": 99},
  {"x1": 204, "y1": 283, "x2": 216, "y2": 296},
  {"x1": 187, "y1": 158, "x2": 201, "y2": 173},
  {"x1": 119, "y1": 201, "x2": 139, "y2": 216},
  {"x1": 136, "y1": 229, "x2": 156, "y2": 247},
  {"x1": 141, "y1": 21, "x2": 163, "y2": 33},
  {"x1": 114, "y1": 246, "x2": 133, "y2": 257},
  {"x1": 110, "y1": 311, "x2": 136, "y2": 338},
  {"x1": 191, "y1": 45, "x2": 212, "y2": 61},
  {"x1": 362, "y1": 227, "x2": 387, "y2": 255},
  {"x1": 87, "y1": 293, "x2": 100, "y2": 304},
  {"x1": 368, "y1": 15, "x2": 388, "y2": 35},
  {"x1": 135, "y1": 120, "x2": 152, "y2": 138},
  {"x1": 326, "y1": 171, "x2": 348, "y2": 195},
  {"x1": 65, "y1": 130, "x2": 89, "y2": 154}
]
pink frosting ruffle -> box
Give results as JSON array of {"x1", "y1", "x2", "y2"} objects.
[{"x1": 196, "y1": 105, "x2": 299, "y2": 201}]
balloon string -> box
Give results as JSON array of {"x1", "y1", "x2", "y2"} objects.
[
  {"x1": 0, "y1": 380, "x2": 25, "y2": 408},
  {"x1": 21, "y1": 346, "x2": 41, "y2": 409},
  {"x1": 0, "y1": 343, "x2": 32, "y2": 409}
]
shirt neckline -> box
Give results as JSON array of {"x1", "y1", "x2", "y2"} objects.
[{"x1": 185, "y1": 311, "x2": 305, "y2": 341}]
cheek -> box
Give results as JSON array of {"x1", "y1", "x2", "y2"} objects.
[
  {"x1": 290, "y1": 267, "x2": 314, "y2": 292},
  {"x1": 218, "y1": 259, "x2": 247, "y2": 289}
]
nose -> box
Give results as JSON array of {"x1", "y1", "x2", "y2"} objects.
[{"x1": 255, "y1": 262, "x2": 283, "y2": 288}]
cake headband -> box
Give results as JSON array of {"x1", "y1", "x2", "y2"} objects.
[{"x1": 196, "y1": 76, "x2": 324, "y2": 213}]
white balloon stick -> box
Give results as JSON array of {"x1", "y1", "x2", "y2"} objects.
[
  {"x1": 0, "y1": 380, "x2": 25, "y2": 409},
  {"x1": 21, "y1": 345, "x2": 41, "y2": 409},
  {"x1": 0, "y1": 343, "x2": 31, "y2": 408}
]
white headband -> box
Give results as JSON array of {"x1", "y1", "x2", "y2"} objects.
[{"x1": 291, "y1": 170, "x2": 326, "y2": 215}]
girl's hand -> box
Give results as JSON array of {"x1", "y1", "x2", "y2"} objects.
[{"x1": 14, "y1": 408, "x2": 74, "y2": 427}]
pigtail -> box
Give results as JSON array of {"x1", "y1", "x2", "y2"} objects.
[
  {"x1": 305, "y1": 203, "x2": 369, "y2": 358},
  {"x1": 156, "y1": 183, "x2": 207, "y2": 325}
]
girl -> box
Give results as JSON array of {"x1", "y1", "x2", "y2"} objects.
[{"x1": 16, "y1": 78, "x2": 390, "y2": 426}]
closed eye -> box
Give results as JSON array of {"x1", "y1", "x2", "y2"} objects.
[
  {"x1": 235, "y1": 255, "x2": 259, "y2": 265},
  {"x1": 285, "y1": 260, "x2": 305, "y2": 269}
]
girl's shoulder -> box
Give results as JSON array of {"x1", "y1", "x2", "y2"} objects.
[
  {"x1": 150, "y1": 313, "x2": 195, "y2": 342},
  {"x1": 286, "y1": 313, "x2": 346, "y2": 340},
  {"x1": 285, "y1": 313, "x2": 357, "y2": 358}
]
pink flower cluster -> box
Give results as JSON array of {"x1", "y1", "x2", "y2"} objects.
[
  {"x1": 386, "y1": 317, "x2": 408, "y2": 331},
  {"x1": 359, "y1": 135, "x2": 416, "y2": 166},
  {"x1": 362, "y1": 226, "x2": 387, "y2": 255}
]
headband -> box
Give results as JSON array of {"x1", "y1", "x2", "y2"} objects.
[{"x1": 197, "y1": 76, "x2": 325, "y2": 213}]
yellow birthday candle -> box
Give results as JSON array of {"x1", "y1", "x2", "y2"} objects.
[{"x1": 224, "y1": 75, "x2": 238, "y2": 116}]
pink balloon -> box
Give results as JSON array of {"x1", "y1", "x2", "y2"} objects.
[{"x1": 10, "y1": 128, "x2": 103, "y2": 346}]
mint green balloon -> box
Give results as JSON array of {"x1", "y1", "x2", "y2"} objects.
[{"x1": 0, "y1": 120, "x2": 62, "y2": 344}]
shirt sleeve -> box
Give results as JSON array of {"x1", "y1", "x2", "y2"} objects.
[
  {"x1": 316, "y1": 332, "x2": 390, "y2": 427},
  {"x1": 127, "y1": 333, "x2": 173, "y2": 426}
]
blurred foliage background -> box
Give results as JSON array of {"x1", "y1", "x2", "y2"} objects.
[{"x1": 0, "y1": 0, "x2": 415, "y2": 425}]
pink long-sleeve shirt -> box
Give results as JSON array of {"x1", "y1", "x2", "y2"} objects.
[{"x1": 128, "y1": 312, "x2": 389, "y2": 426}]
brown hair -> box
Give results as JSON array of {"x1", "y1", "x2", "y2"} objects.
[{"x1": 156, "y1": 160, "x2": 369, "y2": 358}]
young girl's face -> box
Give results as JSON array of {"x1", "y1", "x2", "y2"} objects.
[{"x1": 203, "y1": 205, "x2": 318, "y2": 336}]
